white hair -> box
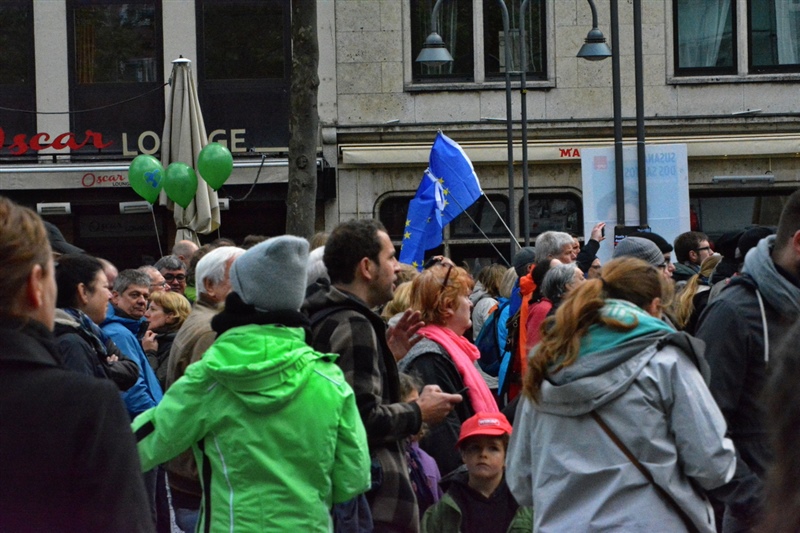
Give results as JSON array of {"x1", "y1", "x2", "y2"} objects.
[
  {"x1": 306, "y1": 246, "x2": 329, "y2": 287},
  {"x1": 195, "y1": 246, "x2": 245, "y2": 295}
]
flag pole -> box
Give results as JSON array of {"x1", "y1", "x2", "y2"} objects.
[
  {"x1": 480, "y1": 193, "x2": 520, "y2": 251},
  {"x1": 446, "y1": 193, "x2": 513, "y2": 267}
]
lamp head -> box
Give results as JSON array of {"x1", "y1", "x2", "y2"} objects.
[
  {"x1": 577, "y1": 28, "x2": 612, "y2": 61},
  {"x1": 415, "y1": 32, "x2": 454, "y2": 67}
]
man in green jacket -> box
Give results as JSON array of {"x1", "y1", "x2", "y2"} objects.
[{"x1": 133, "y1": 235, "x2": 371, "y2": 532}]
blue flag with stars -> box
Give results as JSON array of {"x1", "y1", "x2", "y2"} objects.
[
  {"x1": 399, "y1": 132, "x2": 483, "y2": 269},
  {"x1": 430, "y1": 131, "x2": 483, "y2": 224}
]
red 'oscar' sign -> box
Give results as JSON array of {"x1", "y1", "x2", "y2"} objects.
[{"x1": 0, "y1": 127, "x2": 113, "y2": 155}]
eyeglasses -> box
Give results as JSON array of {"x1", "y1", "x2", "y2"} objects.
[
  {"x1": 163, "y1": 273, "x2": 186, "y2": 282},
  {"x1": 694, "y1": 246, "x2": 711, "y2": 253},
  {"x1": 150, "y1": 282, "x2": 169, "y2": 289}
]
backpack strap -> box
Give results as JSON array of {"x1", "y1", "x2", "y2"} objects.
[{"x1": 590, "y1": 411, "x2": 700, "y2": 533}]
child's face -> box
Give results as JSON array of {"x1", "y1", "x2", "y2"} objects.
[{"x1": 460, "y1": 435, "x2": 506, "y2": 482}]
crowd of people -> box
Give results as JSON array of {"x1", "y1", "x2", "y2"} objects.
[{"x1": 1, "y1": 190, "x2": 800, "y2": 532}]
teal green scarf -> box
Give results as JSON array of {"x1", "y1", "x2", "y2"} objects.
[{"x1": 578, "y1": 299, "x2": 674, "y2": 358}]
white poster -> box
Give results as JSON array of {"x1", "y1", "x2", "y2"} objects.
[{"x1": 581, "y1": 144, "x2": 690, "y2": 265}]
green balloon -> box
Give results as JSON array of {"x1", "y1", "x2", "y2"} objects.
[
  {"x1": 128, "y1": 154, "x2": 164, "y2": 204},
  {"x1": 197, "y1": 143, "x2": 233, "y2": 190},
  {"x1": 164, "y1": 162, "x2": 198, "y2": 209}
]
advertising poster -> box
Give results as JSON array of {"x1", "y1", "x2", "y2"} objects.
[{"x1": 581, "y1": 144, "x2": 690, "y2": 265}]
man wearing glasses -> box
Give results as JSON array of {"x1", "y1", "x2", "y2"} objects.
[
  {"x1": 154, "y1": 255, "x2": 188, "y2": 296},
  {"x1": 673, "y1": 231, "x2": 713, "y2": 285}
]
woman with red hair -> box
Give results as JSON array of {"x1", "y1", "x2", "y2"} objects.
[{"x1": 399, "y1": 261, "x2": 498, "y2": 476}]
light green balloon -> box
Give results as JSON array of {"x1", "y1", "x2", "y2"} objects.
[
  {"x1": 164, "y1": 162, "x2": 198, "y2": 209},
  {"x1": 197, "y1": 143, "x2": 233, "y2": 190},
  {"x1": 128, "y1": 154, "x2": 164, "y2": 204}
]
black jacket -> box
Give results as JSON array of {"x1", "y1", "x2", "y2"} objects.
[{"x1": 0, "y1": 318, "x2": 153, "y2": 532}]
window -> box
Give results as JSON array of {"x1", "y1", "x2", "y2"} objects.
[
  {"x1": 673, "y1": 0, "x2": 800, "y2": 76},
  {"x1": 749, "y1": 0, "x2": 800, "y2": 72},
  {"x1": 410, "y1": 0, "x2": 547, "y2": 84},
  {"x1": 0, "y1": 0, "x2": 35, "y2": 158},
  {"x1": 68, "y1": 0, "x2": 164, "y2": 158},
  {"x1": 690, "y1": 191, "x2": 787, "y2": 242},
  {"x1": 197, "y1": 0, "x2": 291, "y2": 150},
  {"x1": 378, "y1": 191, "x2": 580, "y2": 267},
  {"x1": 674, "y1": 0, "x2": 736, "y2": 75}
]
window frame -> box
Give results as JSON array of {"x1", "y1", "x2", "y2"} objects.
[
  {"x1": 195, "y1": 0, "x2": 292, "y2": 150},
  {"x1": 0, "y1": 0, "x2": 36, "y2": 160},
  {"x1": 669, "y1": 0, "x2": 800, "y2": 83},
  {"x1": 66, "y1": 0, "x2": 164, "y2": 160},
  {"x1": 404, "y1": 0, "x2": 555, "y2": 92}
]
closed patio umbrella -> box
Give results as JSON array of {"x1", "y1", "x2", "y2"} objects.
[{"x1": 160, "y1": 57, "x2": 220, "y2": 245}]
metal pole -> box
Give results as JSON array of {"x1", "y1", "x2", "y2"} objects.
[
  {"x1": 497, "y1": 0, "x2": 516, "y2": 261},
  {"x1": 520, "y1": 0, "x2": 531, "y2": 246},
  {"x1": 430, "y1": 0, "x2": 444, "y2": 34},
  {"x1": 610, "y1": 0, "x2": 624, "y2": 226},
  {"x1": 634, "y1": 0, "x2": 647, "y2": 227}
]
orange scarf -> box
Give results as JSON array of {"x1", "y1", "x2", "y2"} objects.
[{"x1": 517, "y1": 271, "x2": 537, "y2": 379}]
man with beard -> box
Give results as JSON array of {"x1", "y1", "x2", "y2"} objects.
[
  {"x1": 303, "y1": 219, "x2": 461, "y2": 532},
  {"x1": 696, "y1": 189, "x2": 800, "y2": 531}
]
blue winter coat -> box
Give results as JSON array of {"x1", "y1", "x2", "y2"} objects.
[{"x1": 102, "y1": 307, "x2": 163, "y2": 417}]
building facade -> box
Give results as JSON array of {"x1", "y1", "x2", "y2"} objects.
[{"x1": 1, "y1": 0, "x2": 798, "y2": 268}]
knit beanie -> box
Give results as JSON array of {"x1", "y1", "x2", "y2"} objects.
[
  {"x1": 612, "y1": 236, "x2": 664, "y2": 268},
  {"x1": 230, "y1": 235, "x2": 309, "y2": 312}
]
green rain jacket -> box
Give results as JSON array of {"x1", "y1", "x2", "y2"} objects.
[{"x1": 133, "y1": 323, "x2": 371, "y2": 532}]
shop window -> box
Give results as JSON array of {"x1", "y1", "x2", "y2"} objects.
[
  {"x1": 67, "y1": 0, "x2": 164, "y2": 158},
  {"x1": 197, "y1": 0, "x2": 291, "y2": 150},
  {"x1": 690, "y1": 192, "x2": 786, "y2": 242},
  {"x1": 0, "y1": 1, "x2": 36, "y2": 158},
  {"x1": 523, "y1": 194, "x2": 582, "y2": 238}
]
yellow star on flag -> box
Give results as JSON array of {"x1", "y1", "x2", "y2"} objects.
[
  {"x1": 404, "y1": 231, "x2": 411, "y2": 240},
  {"x1": 412, "y1": 261, "x2": 419, "y2": 268},
  {"x1": 405, "y1": 219, "x2": 411, "y2": 227}
]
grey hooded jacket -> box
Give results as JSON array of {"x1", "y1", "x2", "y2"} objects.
[{"x1": 506, "y1": 331, "x2": 736, "y2": 533}]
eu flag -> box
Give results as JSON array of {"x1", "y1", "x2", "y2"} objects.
[
  {"x1": 399, "y1": 132, "x2": 483, "y2": 269},
  {"x1": 399, "y1": 170, "x2": 445, "y2": 269},
  {"x1": 430, "y1": 131, "x2": 483, "y2": 225}
]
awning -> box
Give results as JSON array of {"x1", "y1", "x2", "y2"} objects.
[
  {"x1": 0, "y1": 159, "x2": 290, "y2": 191},
  {"x1": 340, "y1": 133, "x2": 800, "y2": 166}
]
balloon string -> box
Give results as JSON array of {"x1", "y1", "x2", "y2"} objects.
[{"x1": 151, "y1": 208, "x2": 163, "y2": 258}]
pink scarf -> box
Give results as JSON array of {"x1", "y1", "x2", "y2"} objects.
[{"x1": 418, "y1": 324, "x2": 498, "y2": 413}]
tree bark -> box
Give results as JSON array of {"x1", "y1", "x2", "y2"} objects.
[{"x1": 286, "y1": 0, "x2": 319, "y2": 238}]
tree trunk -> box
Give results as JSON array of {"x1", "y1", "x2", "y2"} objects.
[{"x1": 286, "y1": 0, "x2": 319, "y2": 238}]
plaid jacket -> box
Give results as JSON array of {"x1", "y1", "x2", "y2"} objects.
[{"x1": 304, "y1": 282, "x2": 422, "y2": 532}]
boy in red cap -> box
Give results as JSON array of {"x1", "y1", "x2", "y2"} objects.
[{"x1": 421, "y1": 412, "x2": 532, "y2": 532}]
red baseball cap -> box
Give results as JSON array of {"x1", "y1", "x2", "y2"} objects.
[{"x1": 456, "y1": 412, "x2": 512, "y2": 447}]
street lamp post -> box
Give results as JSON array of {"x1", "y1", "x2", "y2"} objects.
[
  {"x1": 633, "y1": 0, "x2": 647, "y2": 227},
  {"x1": 417, "y1": 0, "x2": 517, "y2": 262},
  {"x1": 577, "y1": 0, "x2": 624, "y2": 227},
  {"x1": 519, "y1": 0, "x2": 531, "y2": 247}
]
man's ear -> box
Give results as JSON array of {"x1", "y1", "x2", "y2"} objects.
[
  {"x1": 687, "y1": 249, "x2": 698, "y2": 263},
  {"x1": 110, "y1": 290, "x2": 121, "y2": 306},
  {"x1": 25, "y1": 264, "x2": 46, "y2": 312},
  {"x1": 203, "y1": 277, "x2": 217, "y2": 299},
  {"x1": 356, "y1": 257, "x2": 374, "y2": 282},
  {"x1": 791, "y1": 230, "x2": 800, "y2": 257}
]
